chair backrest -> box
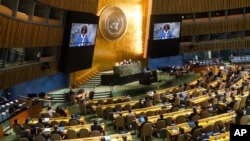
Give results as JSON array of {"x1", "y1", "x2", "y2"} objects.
[
  {"x1": 156, "y1": 120, "x2": 166, "y2": 133},
  {"x1": 12, "y1": 125, "x2": 22, "y2": 136},
  {"x1": 69, "y1": 120, "x2": 79, "y2": 126},
  {"x1": 232, "y1": 100, "x2": 241, "y2": 111},
  {"x1": 192, "y1": 128, "x2": 202, "y2": 140},
  {"x1": 114, "y1": 104, "x2": 122, "y2": 111},
  {"x1": 35, "y1": 135, "x2": 46, "y2": 141},
  {"x1": 42, "y1": 113, "x2": 50, "y2": 118},
  {"x1": 145, "y1": 111, "x2": 154, "y2": 117},
  {"x1": 200, "y1": 111, "x2": 210, "y2": 119},
  {"x1": 191, "y1": 115, "x2": 200, "y2": 121},
  {"x1": 174, "y1": 97, "x2": 180, "y2": 106},
  {"x1": 79, "y1": 128, "x2": 89, "y2": 138},
  {"x1": 124, "y1": 104, "x2": 131, "y2": 111},
  {"x1": 175, "y1": 115, "x2": 186, "y2": 124},
  {"x1": 115, "y1": 116, "x2": 125, "y2": 128},
  {"x1": 171, "y1": 107, "x2": 179, "y2": 112},
  {"x1": 240, "y1": 115, "x2": 248, "y2": 125},
  {"x1": 239, "y1": 96, "x2": 247, "y2": 109},
  {"x1": 159, "y1": 128, "x2": 167, "y2": 139},
  {"x1": 177, "y1": 134, "x2": 190, "y2": 141},
  {"x1": 153, "y1": 94, "x2": 161, "y2": 104},
  {"x1": 67, "y1": 129, "x2": 77, "y2": 139},
  {"x1": 50, "y1": 133, "x2": 62, "y2": 141},
  {"x1": 96, "y1": 106, "x2": 103, "y2": 117},
  {"x1": 59, "y1": 121, "x2": 69, "y2": 126},
  {"x1": 145, "y1": 100, "x2": 153, "y2": 107},
  {"x1": 126, "y1": 115, "x2": 136, "y2": 126},
  {"x1": 50, "y1": 121, "x2": 59, "y2": 127},
  {"x1": 226, "y1": 119, "x2": 235, "y2": 131},
  {"x1": 213, "y1": 120, "x2": 223, "y2": 132},
  {"x1": 142, "y1": 123, "x2": 153, "y2": 136},
  {"x1": 105, "y1": 107, "x2": 113, "y2": 120},
  {"x1": 165, "y1": 117, "x2": 173, "y2": 126},
  {"x1": 203, "y1": 124, "x2": 213, "y2": 133},
  {"x1": 97, "y1": 100, "x2": 104, "y2": 105},
  {"x1": 90, "y1": 130, "x2": 101, "y2": 137}
]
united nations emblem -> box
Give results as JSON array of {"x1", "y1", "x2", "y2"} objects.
[{"x1": 99, "y1": 5, "x2": 127, "y2": 41}]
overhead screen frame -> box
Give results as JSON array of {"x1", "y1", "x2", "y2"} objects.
[
  {"x1": 60, "y1": 11, "x2": 99, "y2": 73},
  {"x1": 147, "y1": 14, "x2": 182, "y2": 58}
]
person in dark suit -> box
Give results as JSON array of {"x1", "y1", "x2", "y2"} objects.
[
  {"x1": 235, "y1": 109, "x2": 244, "y2": 125},
  {"x1": 91, "y1": 121, "x2": 104, "y2": 134},
  {"x1": 68, "y1": 114, "x2": 79, "y2": 125},
  {"x1": 227, "y1": 96, "x2": 237, "y2": 110},
  {"x1": 56, "y1": 106, "x2": 67, "y2": 117},
  {"x1": 188, "y1": 107, "x2": 199, "y2": 121},
  {"x1": 50, "y1": 125, "x2": 64, "y2": 138},
  {"x1": 190, "y1": 121, "x2": 202, "y2": 135},
  {"x1": 13, "y1": 119, "x2": 24, "y2": 130}
]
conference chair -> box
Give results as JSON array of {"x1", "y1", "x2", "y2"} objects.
[
  {"x1": 141, "y1": 123, "x2": 153, "y2": 141},
  {"x1": 67, "y1": 129, "x2": 78, "y2": 139},
  {"x1": 79, "y1": 128, "x2": 89, "y2": 138}
]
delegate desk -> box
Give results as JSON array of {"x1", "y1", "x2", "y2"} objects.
[
  {"x1": 44, "y1": 123, "x2": 105, "y2": 135},
  {"x1": 164, "y1": 88, "x2": 206, "y2": 101},
  {"x1": 209, "y1": 131, "x2": 229, "y2": 141},
  {"x1": 27, "y1": 116, "x2": 85, "y2": 126},
  {"x1": 98, "y1": 101, "x2": 139, "y2": 111},
  {"x1": 113, "y1": 104, "x2": 172, "y2": 119},
  {"x1": 136, "y1": 107, "x2": 201, "y2": 127},
  {"x1": 89, "y1": 96, "x2": 130, "y2": 104},
  {"x1": 166, "y1": 112, "x2": 235, "y2": 140},
  {"x1": 63, "y1": 132, "x2": 132, "y2": 141}
]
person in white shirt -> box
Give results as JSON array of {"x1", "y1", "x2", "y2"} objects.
[{"x1": 47, "y1": 107, "x2": 56, "y2": 117}]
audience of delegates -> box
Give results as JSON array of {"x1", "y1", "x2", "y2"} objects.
[{"x1": 9, "y1": 64, "x2": 250, "y2": 141}]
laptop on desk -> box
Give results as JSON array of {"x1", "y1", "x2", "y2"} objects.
[
  {"x1": 44, "y1": 128, "x2": 51, "y2": 134},
  {"x1": 139, "y1": 116, "x2": 145, "y2": 123},
  {"x1": 188, "y1": 121, "x2": 195, "y2": 128},
  {"x1": 44, "y1": 118, "x2": 49, "y2": 123},
  {"x1": 57, "y1": 126, "x2": 64, "y2": 132}
]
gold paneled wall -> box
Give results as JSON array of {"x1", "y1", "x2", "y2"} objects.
[
  {"x1": 0, "y1": 15, "x2": 63, "y2": 48},
  {"x1": 152, "y1": 0, "x2": 250, "y2": 14},
  {"x1": 37, "y1": 0, "x2": 98, "y2": 14},
  {"x1": 92, "y1": 0, "x2": 149, "y2": 70}
]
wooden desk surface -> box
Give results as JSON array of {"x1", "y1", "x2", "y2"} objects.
[
  {"x1": 209, "y1": 131, "x2": 229, "y2": 141},
  {"x1": 100, "y1": 101, "x2": 138, "y2": 110},
  {"x1": 167, "y1": 112, "x2": 235, "y2": 137},
  {"x1": 88, "y1": 96, "x2": 127, "y2": 104},
  {"x1": 28, "y1": 116, "x2": 85, "y2": 125},
  {"x1": 113, "y1": 104, "x2": 172, "y2": 119},
  {"x1": 164, "y1": 88, "x2": 206, "y2": 100},
  {"x1": 62, "y1": 132, "x2": 132, "y2": 141},
  {"x1": 136, "y1": 107, "x2": 201, "y2": 126},
  {"x1": 60, "y1": 123, "x2": 105, "y2": 133}
]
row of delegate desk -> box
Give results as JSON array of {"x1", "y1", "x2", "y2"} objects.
[
  {"x1": 63, "y1": 132, "x2": 132, "y2": 141},
  {"x1": 166, "y1": 111, "x2": 235, "y2": 141}
]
